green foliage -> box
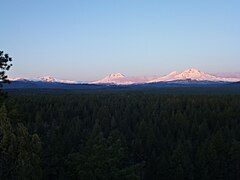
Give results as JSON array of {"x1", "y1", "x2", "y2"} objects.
[
  {"x1": 0, "y1": 51, "x2": 12, "y2": 84},
  {"x1": 4, "y1": 93, "x2": 240, "y2": 179},
  {"x1": 66, "y1": 129, "x2": 141, "y2": 180},
  {"x1": 0, "y1": 105, "x2": 42, "y2": 180},
  {"x1": 0, "y1": 51, "x2": 13, "y2": 104}
]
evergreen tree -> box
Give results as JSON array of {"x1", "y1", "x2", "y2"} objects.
[
  {"x1": 0, "y1": 105, "x2": 16, "y2": 179},
  {"x1": 0, "y1": 105, "x2": 42, "y2": 180}
]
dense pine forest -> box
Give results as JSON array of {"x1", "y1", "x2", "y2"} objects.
[{"x1": 1, "y1": 91, "x2": 240, "y2": 180}]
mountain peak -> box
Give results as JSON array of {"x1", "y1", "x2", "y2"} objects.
[
  {"x1": 182, "y1": 68, "x2": 202, "y2": 74},
  {"x1": 173, "y1": 68, "x2": 214, "y2": 80},
  {"x1": 108, "y1": 73, "x2": 125, "y2": 79},
  {"x1": 8, "y1": 77, "x2": 29, "y2": 81},
  {"x1": 149, "y1": 68, "x2": 225, "y2": 83},
  {"x1": 92, "y1": 73, "x2": 135, "y2": 84},
  {"x1": 39, "y1": 76, "x2": 56, "y2": 82}
]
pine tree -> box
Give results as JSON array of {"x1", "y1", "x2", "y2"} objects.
[
  {"x1": 0, "y1": 105, "x2": 42, "y2": 180},
  {"x1": 0, "y1": 105, "x2": 17, "y2": 179}
]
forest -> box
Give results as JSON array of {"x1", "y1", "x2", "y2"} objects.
[{"x1": 1, "y1": 91, "x2": 240, "y2": 180}]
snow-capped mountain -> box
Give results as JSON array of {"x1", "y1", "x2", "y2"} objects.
[
  {"x1": 7, "y1": 68, "x2": 240, "y2": 86},
  {"x1": 92, "y1": 68, "x2": 240, "y2": 85},
  {"x1": 38, "y1": 76, "x2": 57, "y2": 82},
  {"x1": 8, "y1": 77, "x2": 29, "y2": 81},
  {"x1": 8, "y1": 76, "x2": 77, "y2": 84},
  {"x1": 37, "y1": 76, "x2": 77, "y2": 83},
  {"x1": 92, "y1": 73, "x2": 135, "y2": 85},
  {"x1": 148, "y1": 68, "x2": 240, "y2": 83}
]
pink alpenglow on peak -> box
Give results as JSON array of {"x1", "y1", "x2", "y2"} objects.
[
  {"x1": 7, "y1": 68, "x2": 240, "y2": 85},
  {"x1": 93, "y1": 68, "x2": 240, "y2": 84},
  {"x1": 108, "y1": 73, "x2": 125, "y2": 79},
  {"x1": 39, "y1": 76, "x2": 57, "y2": 82},
  {"x1": 92, "y1": 73, "x2": 135, "y2": 85},
  {"x1": 8, "y1": 77, "x2": 29, "y2": 81},
  {"x1": 175, "y1": 68, "x2": 214, "y2": 80},
  {"x1": 148, "y1": 68, "x2": 240, "y2": 83},
  {"x1": 8, "y1": 76, "x2": 77, "y2": 84},
  {"x1": 38, "y1": 76, "x2": 77, "y2": 83}
]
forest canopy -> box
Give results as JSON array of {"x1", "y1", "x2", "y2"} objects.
[{"x1": 1, "y1": 93, "x2": 239, "y2": 180}]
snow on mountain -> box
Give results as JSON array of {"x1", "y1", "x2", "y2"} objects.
[
  {"x1": 92, "y1": 73, "x2": 135, "y2": 85},
  {"x1": 7, "y1": 69, "x2": 240, "y2": 86},
  {"x1": 38, "y1": 76, "x2": 57, "y2": 82},
  {"x1": 108, "y1": 73, "x2": 125, "y2": 79},
  {"x1": 8, "y1": 77, "x2": 29, "y2": 81},
  {"x1": 148, "y1": 68, "x2": 240, "y2": 83},
  {"x1": 92, "y1": 69, "x2": 240, "y2": 85},
  {"x1": 38, "y1": 76, "x2": 78, "y2": 83},
  {"x1": 8, "y1": 76, "x2": 77, "y2": 84}
]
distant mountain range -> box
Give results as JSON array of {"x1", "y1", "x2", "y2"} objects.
[
  {"x1": 8, "y1": 76, "x2": 78, "y2": 84},
  {"x1": 92, "y1": 68, "x2": 240, "y2": 85},
  {"x1": 4, "y1": 68, "x2": 240, "y2": 89}
]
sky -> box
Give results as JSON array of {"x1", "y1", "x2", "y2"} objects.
[{"x1": 1, "y1": 0, "x2": 240, "y2": 81}]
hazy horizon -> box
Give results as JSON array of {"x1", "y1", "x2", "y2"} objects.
[{"x1": 8, "y1": 68, "x2": 240, "y2": 82}]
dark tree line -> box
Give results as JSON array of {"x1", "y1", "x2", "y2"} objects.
[{"x1": 2, "y1": 93, "x2": 239, "y2": 180}]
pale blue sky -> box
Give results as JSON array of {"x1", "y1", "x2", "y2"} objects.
[{"x1": 1, "y1": 0, "x2": 240, "y2": 81}]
